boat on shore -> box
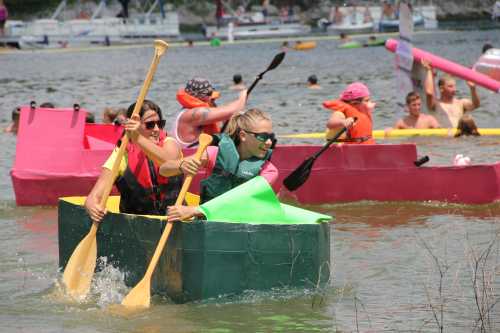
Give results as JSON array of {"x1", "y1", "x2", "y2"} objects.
[
  {"x1": 3, "y1": 0, "x2": 180, "y2": 49},
  {"x1": 321, "y1": 5, "x2": 437, "y2": 35},
  {"x1": 58, "y1": 192, "x2": 331, "y2": 303},
  {"x1": 204, "y1": 10, "x2": 310, "y2": 40}
]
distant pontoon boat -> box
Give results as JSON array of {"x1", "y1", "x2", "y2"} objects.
[{"x1": 4, "y1": 0, "x2": 180, "y2": 49}]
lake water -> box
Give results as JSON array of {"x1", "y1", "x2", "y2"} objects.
[{"x1": 0, "y1": 28, "x2": 499, "y2": 332}]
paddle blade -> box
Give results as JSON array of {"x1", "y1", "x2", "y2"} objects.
[
  {"x1": 283, "y1": 157, "x2": 315, "y2": 191},
  {"x1": 62, "y1": 223, "x2": 98, "y2": 299},
  {"x1": 121, "y1": 276, "x2": 151, "y2": 309},
  {"x1": 267, "y1": 52, "x2": 286, "y2": 71}
]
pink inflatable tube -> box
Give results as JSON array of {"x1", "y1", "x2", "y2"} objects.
[{"x1": 385, "y1": 38, "x2": 500, "y2": 93}]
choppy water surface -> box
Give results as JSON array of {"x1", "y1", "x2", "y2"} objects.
[{"x1": 0, "y1": 29, "x2": 499, "y2": 332}]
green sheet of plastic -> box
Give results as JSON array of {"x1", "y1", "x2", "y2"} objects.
[{"x1": 199, "y1": 176, "x2": 332, "y2": 224}]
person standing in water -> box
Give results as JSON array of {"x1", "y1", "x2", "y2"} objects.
[
  {"x1": 392, "y1": 92, "x2": 440, "y2": 129},
  {"x1": 423, "y1": 61, "x2": 480, "y2": 128}
]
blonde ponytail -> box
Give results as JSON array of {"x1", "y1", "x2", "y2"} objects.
[{"x1": 224, "y1": 108, "x2": 271, "y2": 142}]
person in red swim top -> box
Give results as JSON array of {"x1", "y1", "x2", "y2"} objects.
[
  {"x1": 323, "y1": 82, "x2": 376, "y2": 144},
  {"x1": 172, "y1": 78, "x2": 247, "y2": 148}
]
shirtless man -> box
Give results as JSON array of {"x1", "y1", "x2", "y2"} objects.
[
  {"x1": 393, "y1": 92, "x2": 440, "y2": 129},
  {"x1": 423, "y1": 61, "x2": 480, "y2": 128}
]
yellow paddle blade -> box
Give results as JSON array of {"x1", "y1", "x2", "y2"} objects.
[
  {"x1": 62, "y1": 222, "x2": 98, "y2": 299},
  {"x1": 121, "y1": 134, "x2": 212, "y2": 309},
  {"x1": 121, "y1": 276, "x2": 151, "y2": 309}
]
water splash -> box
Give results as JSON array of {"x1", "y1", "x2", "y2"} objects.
[{"x1": 92, "y1": 257, "x2": 129, "y2": 308}]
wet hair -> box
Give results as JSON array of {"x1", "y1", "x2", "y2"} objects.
[
  {"x1": 85, "y1": 112, "x2": 95, "y2": 123},
  {"x1": 12, "y1": 107, "x2": 20, "y2": 121},
  {"x1": 225, "y1": 108, "x2": 271, "y2": 144},
  {"x1": 103, "y1": 107, "x2": 127, "y2": 123},
  {"x1": 233, "y1": 74, "x2": 242, "y2": 84},
  {"x1": 438, "y1": 75, "x2": 455, "y2": 88},
  {"x1": 405, "y1": 91, "x2": 421, "y2": 105},
  {"x1": 126, "y1": 100, "x2": 163, "y2": 121},
  {"x1": 40, "y1": 102, "x2": 55, "y2": 108},
  {"x1": 308, "y1": 75, "x2": 318, "y2": 85},
  {"x1": 455, "y1": 114, "x2": 480, "y2": 137},
  {"x1": 482, "y1": 43, "x2": 493, "y2": 54}
]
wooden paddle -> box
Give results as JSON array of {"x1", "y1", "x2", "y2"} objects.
[
  {"x1": 121, "y1": 133, "x2": 212, "y2": 308},
  {"x1": 219, "y1": 51, "x2": 286, "y2": 133},
  {"x1": 62, "y1": 40, "x2": 169, "y2": 300},
  {"x1": 283, "y1": 126, "x2": 349, "y2": 192}
]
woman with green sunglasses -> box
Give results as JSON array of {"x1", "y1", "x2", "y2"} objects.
[{"x1": 161, "y1": 108, "x2": 278, "y2": 222}]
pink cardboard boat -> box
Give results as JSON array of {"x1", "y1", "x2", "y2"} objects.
[
  {"x1": 11, "y1": 107, "x2": 500, "y2": 206},
  {"x1": 11, "y1": 105, "x2": 122, "y2": 206}
]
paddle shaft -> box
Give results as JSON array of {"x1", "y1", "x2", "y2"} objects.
[
  {"x1": 121, "y1": 134, "x2": 212, "y2": 308},
  {"x1": 139, "y1": 138, "x2": 209, "y2": 278},
  {"x1": 62, "y1": 40, "x2": 168, "y2": 299},
  {"x1": 219, "y1": 52, "x2": 286, "y2": 133},
  {"x1": 282, "y1": 124, "x2": 351, "y2": 191},
  {"x1": 100, "y1": 41, "x2": 168, "y2": 206},
  {"x1": 312, "y1": 126, "x2": 349, "y2": 160}
]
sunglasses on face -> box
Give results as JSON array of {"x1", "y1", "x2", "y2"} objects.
[
  {"x1": 245, "y1": 130, "x2": 276, "y2": 143},
  {"x1": 144, "y1": 119, "x2": 166, "y2": 130}
]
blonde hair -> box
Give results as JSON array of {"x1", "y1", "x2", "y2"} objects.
[{"x1": 225, "y1": 108, "x2": 271, "y2": 142}]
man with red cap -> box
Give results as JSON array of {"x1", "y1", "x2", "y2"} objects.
[
  {"x1": 323, "y1": 82, "x2": 376, "y2": 144},
  {"x1": 172, "y1": 78, "x2": 247, "y2": 148}
]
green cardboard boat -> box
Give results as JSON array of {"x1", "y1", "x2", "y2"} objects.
[{"x1": 58, "y1": 177, "x2": 332, "y2": 303}]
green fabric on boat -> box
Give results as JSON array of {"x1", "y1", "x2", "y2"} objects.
[{"x1": 199, "y1": 176, "x2": 332, "y2": 224}]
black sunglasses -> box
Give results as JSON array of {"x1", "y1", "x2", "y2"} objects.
[
  {"x1": 245, "y1": 130, "x2": 276, "y2": 143},
  {"x1": 144, "y1": 119, "x2": 166, "y2": 130}
]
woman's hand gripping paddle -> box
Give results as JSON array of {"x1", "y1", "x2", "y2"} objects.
[
  {"x1": 121, "y1": 133, "x2": 212, "y2": 309},
  {"x1": 219, "y1": 52, "x2": 286, "y2": 133},
  {"x1": 283, "y1": 126, "x2": 349, "y2": 192},
  {"x1": 62, "y1": 40, "x2": 169, "y2": 300}
]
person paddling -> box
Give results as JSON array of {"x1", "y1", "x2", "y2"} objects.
[
  {"x1": 162, "y1": 108, "x2": 278, "y2": 221},
  {"x1": 172, "y1": 78, "x2": 247, "y2": 148},
  {"x1": 323, "y1": 82, "x2": 376, "y2": 144},
  {"x1": 85, "y1": 100, "x2": 190, "y2": 222}
]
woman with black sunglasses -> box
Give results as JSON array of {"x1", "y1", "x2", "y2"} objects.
[
  {"x1": 84, "y1": 100, "x2": 191, "y2": 223},
  {"x1": 161, "y1": 108, "x2": 278, "y2": 222}
]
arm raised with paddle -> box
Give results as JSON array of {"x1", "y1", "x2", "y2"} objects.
[
  {"x1": 219, "y1": 52, "x2": 286, "y2": 133},
  {"x1": 62, "y1": 40, "x2": 169, "y2": 300}
]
